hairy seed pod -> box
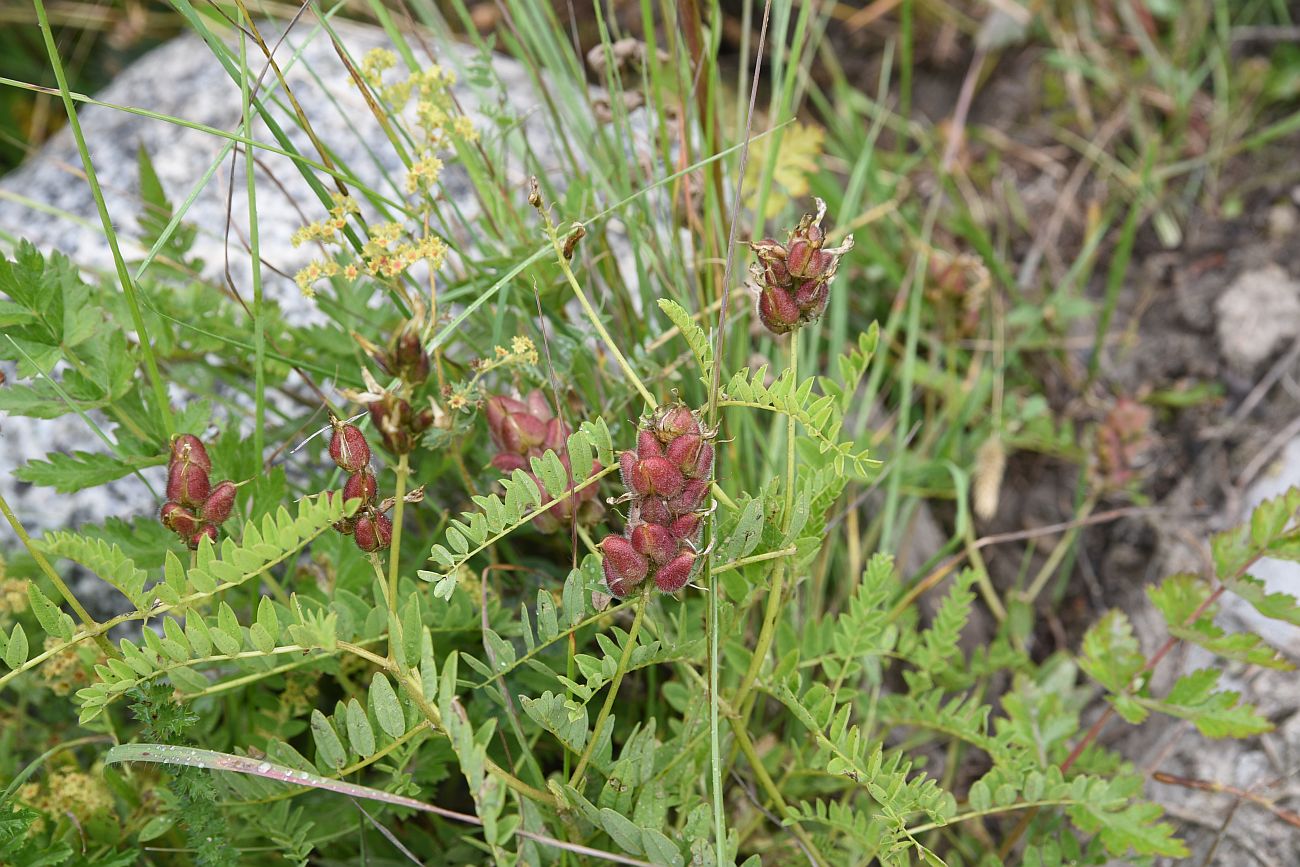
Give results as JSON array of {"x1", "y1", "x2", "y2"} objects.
[
  {"x1": 635, "y1": 498, "x2": 672, "y2": 526},
  {"x1": 654, "y1": 405, "x2": 701, "y2": 442},
  {"x1": 631, "y1": 522, "x2": 679, "y2": 565},
  {"x1": 669, "y1": 478, "x2": 711, "y2": 514},
  {"x1": 170, "y1": 434, "x2": 212, "y2": 472},
  {"x1": 201, "y1": 481, "x2": 237, "y2": 524},
  {"x1": 636, "y1": 430, "x2": 665, "y2": 458},
  {"x1": 669, "y1": 512, "x2": 702, "y2": 543},
  {"x1": 189, "y1": 523, "x2": 218, "y2": 550},
  {"x1": 167, "y1": 461, "x2": 211, "y2": 509},
  {"x1": 354, "y1": 513, "x2": 393, "y2": 552},
  {"x1": 343, "y1": 469, "x2": 377, "y2": 504},
  {"x1": 653, "y1": 552, "x2": 697, "y2": 593},
  {"x1": 491, "y1": 453, "x2": 529, "y2": 474},
  {"x1": 630, "y1": 456, "x2": 685, "y2": 499},
  {"x1": 329, "y1": 422, "x2": 371, "y2": 472},
  {"x1": 758, "y1": 286, "x2": 800, "y2": 334},
  {"x1": 667, "y1": 434, "x2": 704, "y2": 475},
  {"x1": 618, "y1": 451, "x2": 639, "y2": 490},
  {"x1": 600, "y1": 535, "x2": 648, "y2": 597},
  {"x1": 161, "y1": 501, "x2": 200, "y2": 538}
]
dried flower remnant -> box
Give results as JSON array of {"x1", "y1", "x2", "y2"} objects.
[
  {"x1": 598, "y1": 400, "x2": 715, "y2": 597},
  {"x1": 749, "y1": 198, "x2": 854, "y2": 334},
  {"x1": 485, "y1": 390, "x2": 604, "y2": 533}
]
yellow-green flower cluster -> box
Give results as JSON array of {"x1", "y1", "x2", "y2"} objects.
[
  {"x1": 18, "y1": 769, "x2": 114, "y2": 830},
  {"x1": 290, "y1": 193, "x2": 359, "y2": 248},
  {"x1": 444, "y1": 335, "x2": 540, "y2": 411}
]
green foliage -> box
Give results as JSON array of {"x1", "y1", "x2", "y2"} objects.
[{"x1": 3, "y1": 5, "x2": 1297, "y2": 864}]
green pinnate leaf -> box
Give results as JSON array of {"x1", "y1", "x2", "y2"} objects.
[
  {"x1": 369, "y1": 674, "x2": 405, "y2": 739},
  {"x1": 311, "y1": 710, "x2": 347, "y2": 770},
  {"x1": 26, "y1": 582, "x2": 75, "y2": 640},
  {"x1": 346, "y1": 699, "x2": 376, "y2": 757},
  {"x1": 5, "y1": 624, "x2": 28, "y2": 668}
]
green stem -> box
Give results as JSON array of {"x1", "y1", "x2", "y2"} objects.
[
  {"x1": 1020, "y1": 494, "x2": 1098, "y2": 605},
  {"x1": 0, "y1": 491, "x2": 115, "y2": 658},
  {"x1": 32, "y1": 0, "x2": 173, "y2": 434},
  {"x1": 569, "y1": 587, "x2": 648, "y2": 786},
  {"x1": 241, "y1": 29, "x2": 266, "y2": 465},
  {"x1": 732, "y1": 328, "x2": 799, "y2": 709},
  {"x1": 551, "y1": 231, "x2": 657, "y2": 409},
  {"x1": 336, "y1": 642, "x2": 556, "y2": 806},
  {"x1": 728, "y1": 716, "x2": 828, "y2": 867},
  {"x1": 387, "y1": 452, "x2": 410, "y2": 660}
]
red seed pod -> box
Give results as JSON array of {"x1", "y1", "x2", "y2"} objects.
[
  {"x1": 758, "y1": 286, "x2": 800, "y2": 334},
  {"x1": 786, "y1": 239, "x2": 812, "y2": 278},
  {"x1": 329, "y1": 422, "x2": 371, "y2": 472},
  {"x1": 167, "y1": 461, "x2": 211, "y2": 509},
  {"x1": 189, "y1": 523, "x2": 218, "y2": 550},
  {"x1": 201, "y1": 480, "x2": 237, "y2": 525},
  {"x1": 653, "y1": 552, "x2": 697, "y2": 593},
  {"x1": 669, "y1": 512, "x2": 702, "y2": 543},
  {"x1": 170, "y1": 434, "x2": 212, "y2": 472},
  {"x1": 600, "y1": 535, "x2": 648, "y2": 595},
  {"x1": 544, "y1": 418, "x2": 570, "y2": 453},
  {"x1": 669, "y1": 478, "x2": 711, "y2": 514},
  {"x1": 343, "y1": 469, "x2": 377, "y2": 504},
  {"x1": 630, "y1": 456, "x2": 685, "y2": 499},
  {"x1": 667, "y1": 434, "x2": 704, "y2": 475},
  {"x1": 692, "y1": 442, "x2": 715, "y2": 480},
  {"x1": 635, "y1": 498, "x2": 672, "y2": 526},
  {"x1": 631, "y1": 522, "x2": 679, "y2": 565},
  {"x1": 636, "y1": 430, "x2": 665, "y2": 458},
  {"x1": 485, "y1": 396, "x2": 526, "y2": 443},
  {"x1": 491, "y1": 453, "x2": 529, "y2": 474},
  {"x1": 618, "y1": 450, "x2": 639, "y2": 490},
  {"x1": 654, "y1": 405, "x2": 701, "y2": 442},
  {"x1": 161, "y1": 501, "x2": 200, "y2": 538},
  {"x1": 354, "y1": 513, "x2": 393, "y2": 552},
  {"x1": 764, "y1": 257, "x2": 790, "y2": 287}
]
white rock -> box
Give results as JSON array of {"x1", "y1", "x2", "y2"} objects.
[{"x1": 1214, "y1": 263, "x2": 1300, "y2": 372}]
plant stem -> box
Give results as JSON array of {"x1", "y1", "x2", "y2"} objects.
[
  {"x1": 387, "y1": 452, "x2": 410, "y2": 661},
  {"x1": 569, "y1": 587, "x2": 648, "y2": 786},
  {"x1": 728, "y1": 716, "x2": 829, "y2": 867},
  {"x1": 335, "y1": 641, "x2": 555, "y2": 806},
  {"x1": 0, "y1": 491, "x2": 115, "y2": 658},
  {"x1": 732, "y1": 327, "x2": 800, "y2": 709},
  {"x1": 241, "y1": 28, "x2": 266, "y2": 466},
  {"x1": 31, "y1": 0, "x2": 173, "y2": 435},
  {"x1": 551, "y1": 234, "x2": 657, "y2": 409}
]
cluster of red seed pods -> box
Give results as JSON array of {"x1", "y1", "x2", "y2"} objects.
[
  {"x1": 326, "y1": 417, "x2": 392, "y2": 552},
  {"x1": 160, "y1": 434, "x2": 236, "y2": 549},
  {"x1": 749, "y1": 198, "x2": 854, "y2": 335},
  {"x1": 485, "y1": 391, "x2": 603, "y2": 533},
  {"x1": 599, "y1": 402, "x2": 715, "y2": 597}
]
